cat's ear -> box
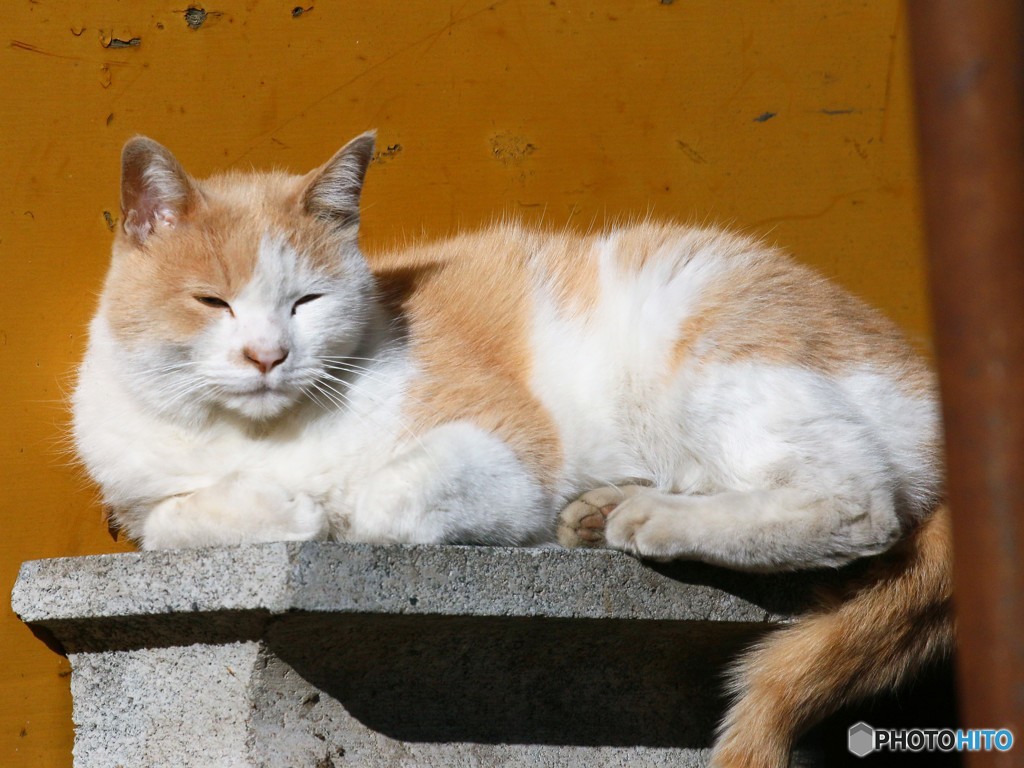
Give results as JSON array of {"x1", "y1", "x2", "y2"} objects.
[
  {"x1": 120, "y1": 137, "x2": 198, "y2": 245},
  {"x1": 302, "y1": 131, "x2": 376, "y2": 228}
]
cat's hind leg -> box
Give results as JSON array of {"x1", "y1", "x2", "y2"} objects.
[{"x1": 560, "y1": 485, "x2": 904, "y2": 571}]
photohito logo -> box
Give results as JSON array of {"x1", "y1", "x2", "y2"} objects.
[
  {"x1": 848, "y1": 722, "x2": 1014, "y2": 756},
  {"x1": 848, "y1": 722, "x2": 875, "y2": 757}
]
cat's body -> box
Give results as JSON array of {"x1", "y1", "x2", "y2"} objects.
[{"x1": 73, "y1": 133, "x2": 953, "y2": 767}]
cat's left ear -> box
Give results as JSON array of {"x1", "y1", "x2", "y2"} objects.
[{"x1": 302, "y1": 131, "x2": 376, "y2": 228}]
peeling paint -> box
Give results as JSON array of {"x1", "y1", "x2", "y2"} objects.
[
  {"x1": 372, "y1": 143, "x2": 403, "y2": 164},
  {"x1": 103, "y1": 212, "x2": 116, "y2": 232},
  {"x1": 490, "y1": 132, "x2": 536, "y2": 165},
  {"x1": 101, "y1": 34, "x2": 141, "y2": 49},
  {"x1": 184, "y1": 7, "x2": 224, "y2": 30},
  {"x1": 292, "y1": 6, "x2": 314, "y2": 18},
  {"x1": 184, "y1": 8, "x2": 208, "y2": 30},
  {"x1": 753, "y1": 111, "x2": 776, "y2": 123},
  {"x1": 820, "y1": 108, "x2": 857, "y2": 116}
]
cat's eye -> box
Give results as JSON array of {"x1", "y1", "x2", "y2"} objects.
[
  {"x1": 195, "y1": 296, "x2": 231, "y2": 310},
  {"x1": 292, "y1": 294, "x2": 323, "y2": 315}
]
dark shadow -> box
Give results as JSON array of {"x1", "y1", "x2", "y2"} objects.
[
  {"x1": 38, "y1": 609, "x2": 271, "y2": 654},
  {"x1": 266, "y1": 612, "x2": 774, "y2": 749},
  {"x1": 263, "y1": 553, "x2": 946, "y2": 757},
  {"x1": 24, "y1": 621, "x2": 67, "y2": 657},
  {"x1": 799, "y1": 658, "x2": 961, "y2": 767},
  {"x1": 645, "y1": 557, "x2": 869, "y2": 618}
]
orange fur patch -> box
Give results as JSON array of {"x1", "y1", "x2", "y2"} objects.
[{"x1": 371, "y1": 226, "x2": 563, "y2": 486}]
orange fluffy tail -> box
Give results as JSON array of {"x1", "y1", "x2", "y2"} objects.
[{"x1": 710, "y1": 505, "x2": 955, "y2": 768}]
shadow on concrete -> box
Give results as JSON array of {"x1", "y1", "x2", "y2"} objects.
[{"x1": 267, "y1": 613, "x2": 774, "y2": 749}]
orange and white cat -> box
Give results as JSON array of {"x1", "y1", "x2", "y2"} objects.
[{"x1": 72, "y1": 132, "x2": 953, "y2": 767}]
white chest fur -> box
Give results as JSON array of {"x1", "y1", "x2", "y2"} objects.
[{"x1": 73, "y1": 317, "x2": 417, "y2": 540}]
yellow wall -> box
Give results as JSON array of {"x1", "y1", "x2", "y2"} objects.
[{"x1": 1, "y1": 2, "x2": 925, "y2": 764}]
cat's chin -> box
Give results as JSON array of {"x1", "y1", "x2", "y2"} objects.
[{"x1": 218, "y1": 389, "x2": 299, "y2": 421}]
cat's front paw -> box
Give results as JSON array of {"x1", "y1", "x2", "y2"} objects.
[
  {"x1": 143, "y1": 478, "x2": 330, "y2": 549},
  {"x1": 557, "y1": 485, "x2": 648, "y2": 549},
  {"x1": 279, "y1": 491, "x2": 331, "y2": 542}
]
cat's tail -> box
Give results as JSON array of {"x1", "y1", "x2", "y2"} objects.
[{"x1": 710, "y1": 504, "x2": 955, "y2": 768}]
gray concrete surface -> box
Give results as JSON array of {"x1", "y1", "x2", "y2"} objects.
[{"x1": 12, "y1": 543, "x2": 832, "y2": 767}]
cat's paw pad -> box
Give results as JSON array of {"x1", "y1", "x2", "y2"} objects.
[{"x1": 557, "y1": 485, "x2": 648, "y2": 548}]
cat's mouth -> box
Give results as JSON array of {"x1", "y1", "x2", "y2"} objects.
[
  {"x1": 219, "y1": 381, "x2": 275, "y2": 398},
  {"x1": 217, "y1": 380, "x2": 300, "y2": 419}
]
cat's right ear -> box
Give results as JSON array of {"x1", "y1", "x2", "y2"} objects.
[{"x1": 120, "y1": 137, "x2": 197, "y2": 245}]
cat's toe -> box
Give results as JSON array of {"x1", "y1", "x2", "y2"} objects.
[
  {"x1": 282, "y1": 493, "x2": 331, "y2": 541},
  {"x1": 557, "y1": 485, "x2": 647, "y2": 548},
  {"x1": 557, "y1": 498, "x2": 611, "y2": 548},
  {"x1": 604, "y1": 500, "x2": 651, "y2": 554},
  {"x1": 604, "y1": 495, "x2": 681, "y2": 561}
]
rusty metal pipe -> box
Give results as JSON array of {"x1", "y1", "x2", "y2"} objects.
[{"x1": 907, "y1": 0, "x2": 1024, "y2": 763}]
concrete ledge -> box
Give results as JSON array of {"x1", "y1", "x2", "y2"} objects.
[{"x1": 12, "y1": 544, "x2": 831, "y2": 767}]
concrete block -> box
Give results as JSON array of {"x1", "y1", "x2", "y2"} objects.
[{"x1": 12, "y1": 543, "x2": 831, "y2": 767}]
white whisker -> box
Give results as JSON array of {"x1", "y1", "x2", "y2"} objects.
[
  {"x1": 303, "y1": 384, "x2": 334, "y2": 414},
  {"x1": 318, "y1": 360, "x2": 441, "y2": 419}
]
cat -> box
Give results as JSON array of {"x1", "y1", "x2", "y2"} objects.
[{"x1": 72, "y1": 131, "x2": 953, "y2": 767}]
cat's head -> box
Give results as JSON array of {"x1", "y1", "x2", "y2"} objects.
[{"x1": 100, "y1": 132, "x2": 379, "y2": 423}]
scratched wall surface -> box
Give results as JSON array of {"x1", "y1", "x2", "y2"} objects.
[{"x1": 1, "y1": 1, "x2": 925, "y2": 764}]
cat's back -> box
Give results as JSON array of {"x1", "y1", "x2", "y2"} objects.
[
  {"x1": 369, "y1": 221, "x2": 937, "y2": 498},
  {"x1": 369, "y1": 221, "x2": 929, "y2": 385}
]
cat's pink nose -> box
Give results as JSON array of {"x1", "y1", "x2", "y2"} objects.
[{"x1": 242, "y1": 346, "x2": 289, "y2": 374}]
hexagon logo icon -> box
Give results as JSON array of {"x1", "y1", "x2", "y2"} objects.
[{"x1": 848, "y1": 722, "x2": 876, "y2": 757}]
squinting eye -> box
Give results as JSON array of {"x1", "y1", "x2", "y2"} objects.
[
  {"x1": 195, "y1": 295, "x2": 231, "y2": 310},
  {"x1": 292, "y1": 294, "x2": 323, "y2": 315}
]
